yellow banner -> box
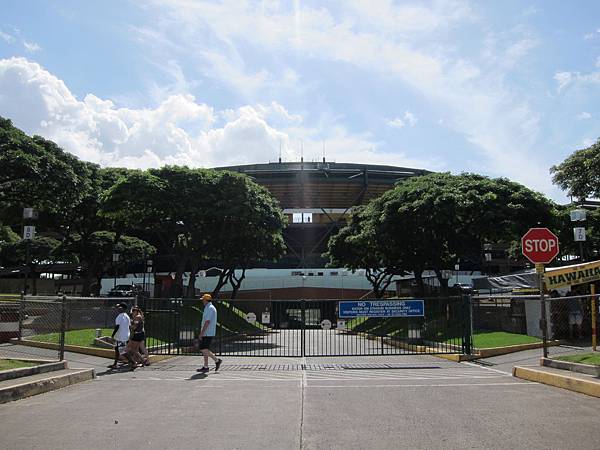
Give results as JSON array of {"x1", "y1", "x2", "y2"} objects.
[{"x1": 544, "y1": 260, "x2": 600, "y2": 289}]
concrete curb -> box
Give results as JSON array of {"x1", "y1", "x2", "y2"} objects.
[
  {"x1": 477, "y1": 341, "x2": 561, "y2": 358},
  {"x1": 0, "y1": 368, "x2": 95, "y2": 404},
  {"x1": 9, "y1": 338, "x2": 173, "y2": 363},
  {"x1": 512, "y1": 366, "x2": 600, "y2": 398},
  {"x1": 541, "y1": 357, "x2": 600, "y2": 376},
  {"x1": 0, "y1": 360, "x2": 67, "y2": 382}
]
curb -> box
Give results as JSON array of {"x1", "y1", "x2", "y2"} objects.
[
  {"x1": 512, "y1": 366, "x2": 600, "y2": 398},
  {"x1": 0, "y1": 368, "x2": 95, "y2": 404},
  {"x1": 10, "y1": 338, "x2": 174, "y2": 363},
  {"x1": 477, "y1": 341, "x2": 561, "y2": 358},
  {"x1": 541, "y1": 358, "x2": 600, "y2": 376},
  {"x1": 0, "y1": 360, "x2": 67, "y2": 382}
]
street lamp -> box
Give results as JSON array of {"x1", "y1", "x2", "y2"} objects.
[
  {"x1": 112, "y1": 253, "x2": 120, "y2": 288},
  {"x1": 570, "y1": 208, "x2": 587, "y2": 262}
]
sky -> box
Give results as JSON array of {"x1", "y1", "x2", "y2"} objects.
[{"x1": 1, "y1": 0, "x2": 599, "y2": 203}]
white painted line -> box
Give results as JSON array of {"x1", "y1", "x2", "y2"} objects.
[
  {"x1": 307, "y1": 382, "x2": 535, "y2": 389},
  {"x1": 462, "y1": 361, "x2": 513, "y2": 376}
]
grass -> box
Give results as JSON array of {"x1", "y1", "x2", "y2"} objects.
[
  {"x1": 471, "y1": 331, "x2": 541, "y2": 349},
  {"x1": 28, "y1": 328, "x2": 166, "y2": 347},
  {"x1": 555, "y1": 353, "x2": 600, "y2": 366},
  {"x1": 0, "y1": 359, "x2": 36, "y2": 371}
]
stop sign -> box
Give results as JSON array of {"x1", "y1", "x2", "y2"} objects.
[{"x1": 521, "y1": 228, "x2": 560, "y2": 264}]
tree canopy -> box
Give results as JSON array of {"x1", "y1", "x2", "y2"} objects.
[
  {"x1": 328, "y1": 173, "x2": 557, "y2": 295},
  {"x1": 551, "y1": 139, "x2": 600, "y2": 200}
]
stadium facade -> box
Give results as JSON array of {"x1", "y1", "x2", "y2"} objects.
[{"x1": 216, "y1": 159, "x2": 430, "y2": 269}]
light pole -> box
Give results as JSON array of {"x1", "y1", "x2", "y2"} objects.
[
  {"x1": 112, "y1": 253, "x2": 120, "y2": 288},
  {"x1": 570, "y1": 208, "x2": 586, "y2": 262},
  {"x1": 22, "y1": 208, "x2": 37, "y2": 295}
]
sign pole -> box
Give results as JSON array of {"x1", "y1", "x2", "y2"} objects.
[{"x1": 537, "y1": 264, "x2": 548, "y2": 359}]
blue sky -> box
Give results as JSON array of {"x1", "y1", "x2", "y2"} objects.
[{"x1": 1, "y1": 1, "x2": 599, "y2": 202}]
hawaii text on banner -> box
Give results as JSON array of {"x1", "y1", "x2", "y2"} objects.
[
  {"x1": 544, "y1": 259, "x2": 600, "y2": 290},
  {"x1": 338, "y1": 300, "x2": 425, "y2": 318}
]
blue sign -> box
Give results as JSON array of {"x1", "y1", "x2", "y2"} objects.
[{"x1": 338, "y1": 300, "x2": 424, "y2": 318}]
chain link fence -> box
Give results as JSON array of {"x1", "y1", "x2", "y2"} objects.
[
  {"x1": 472, "y1": 289, "x2": 599, "y2": 359},
  {"x1": 1, "y1": 295, "x2": 130, "y2": 362}
]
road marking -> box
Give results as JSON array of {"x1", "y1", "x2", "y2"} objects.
[
  {"x1": 307, "y1": 382, "x2": 534, "y2": 389},
  {"x1": 463, "y1": 361, "x2": 513, "y2": 376}
]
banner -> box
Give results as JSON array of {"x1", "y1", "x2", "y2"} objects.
[{"x1": 544, "y1": 260, "x2": 600, "y2": 290}]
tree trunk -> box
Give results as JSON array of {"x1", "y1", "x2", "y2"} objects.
[
  {"x1": 212, "y1": 268, "x2": 232, "y2": 299},
  {"x1": 413, "y1": 269, "x2": 425, "y2": 296},
  {"x1": 228, "y1": 268, "x2": 246, "y2": 300}
]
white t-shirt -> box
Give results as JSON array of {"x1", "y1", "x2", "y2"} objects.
[{"x1": 115, "y1": 312, "x2": 131, "y2": 342}]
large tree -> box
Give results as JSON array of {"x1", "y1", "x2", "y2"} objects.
[
  {"x1": 328, "y1": 173, "x2": 557, "y2": 295},
  {"x1": 101, "y1": 166, "x2": 286, "y2": 298},
  {"x1": 550, "y1": 139, "x2": 600, "y2": 201},
  {"x1": 0, "y1": 116, "x2": 90, "y2": 230}
]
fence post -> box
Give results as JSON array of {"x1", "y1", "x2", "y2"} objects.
[
  {"x1": 18, "y1": 292, "x2": 24, "y2": 341},
  {"x1": 59, "y1": 295, "x2": 67, "y2": 361},
  {"x1": 301, "y1": 299, "x2": 306, "y2": 357},
  {"x1": 462, "y1": 294, "x2": 472, "y2": 355},
  {"x1": 591, "y1": 283, "x2": 597, "y2": 352}
]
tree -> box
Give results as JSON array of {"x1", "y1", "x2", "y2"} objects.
[
  {"x1": 1, "y1": 236, "x2": 60, "y2": 295},
  {"x1": 328, "y1": 173, "x2": 557, "y2": 295},
  {"x1": 0, "y1": 116, "x2": 90, "y2": 230},
  {"x1": 326, "y1": 203, "x2": 405, "y2": 298},
  {"x1": 551, "y1": 139, "x2": 600, "y2": 200},
  {"x1": 56, "y1": 232, "x2": 156, "y2": 296},
  {"x1": 101, "y1": 166, "x2": 286, "y2": 298}
]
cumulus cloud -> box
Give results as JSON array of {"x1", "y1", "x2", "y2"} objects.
[{"x1": 0, "y1": 57, "x2": 430, "y2": 171}]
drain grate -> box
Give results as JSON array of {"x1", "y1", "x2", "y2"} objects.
[{"x1": 148, "y1": 363, "x2": 442, "y2": 372}]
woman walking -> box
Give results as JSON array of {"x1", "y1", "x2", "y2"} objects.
[{"x1": 127, "y1": 306, "x2": 147, "y2": 369}]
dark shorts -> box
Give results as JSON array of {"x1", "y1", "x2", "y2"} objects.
[
  {"x1": 132, "y1": 332, "x2": 146, "y2": 342},
  {"x1": 200, "y1": 336, "x2": 213, "y2": 350}
]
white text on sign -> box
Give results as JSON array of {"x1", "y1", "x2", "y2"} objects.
[{"x1": 523, "y1": 239, "x2": 557, "y2": 253}]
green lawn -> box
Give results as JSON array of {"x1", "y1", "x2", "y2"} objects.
[
  {"x1": 472, "y1": 331, "x2": 541, "y2": 349},
  {"x1": 0, "y1": 359, "x2": 36, "y2": 371},
  {"x1": 555, "y1": 353, "x2": 600, "y2": 366},
  {"x1": 28, "y1": 328, "x2": 114, "y2": 347},
  {"x1": 28, "y1": 328, "x2": 166, "y2": 347}
]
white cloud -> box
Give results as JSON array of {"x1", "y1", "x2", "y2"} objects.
[
  {"x1": 0, "y1": 57, "x2": 434, "y2": 171},
  {"x1": 131, "y1": 1, "x2": 555, "y2": 195},
  {"x1": 0, "y1": 30, "x2": 14, "y2": 43},
  {"x1": 403, "y1": 111, "x2": 418, "y2": 127},
  {"x1": 555, "y1": 70, "x2": 600, "y2": 91},
  {"x1": 386, "y1": 111, "x2": 418, "y2": 129},
  {"x1": 596, "y1": 56, "x2": 600, "y2": 68},
  {"x1": 23, "y1": 41, "x2": 41, "y2": 53},
  {"x1": 577, "y1": 112, "x2": 592, "y2": 120},
  {"x1": 386, "y1": 117, "x2": 405, "y2": 128}
]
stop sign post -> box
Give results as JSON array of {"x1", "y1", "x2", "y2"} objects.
[
  {"x1": 521, "y1": 228, "x2": 560, "y2": 265},
  {"x1": 521, "y1": 227, "x2": 559, "y2": 359}
]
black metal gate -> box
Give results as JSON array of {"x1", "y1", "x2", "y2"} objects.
[{"x1": 140, "y1": 296, "x2": 472, "y2": 357}]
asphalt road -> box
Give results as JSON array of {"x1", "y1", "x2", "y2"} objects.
[{"x1": 1, "y1": 352, "x2": 599, "y2": 450}]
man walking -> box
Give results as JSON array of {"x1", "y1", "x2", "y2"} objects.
[
  {"x1": 109, "y1": 302, "x2": 135, "y2": 370},
  {"x1": 197, "y1": 293, "x2": 222, "y2": 373}
]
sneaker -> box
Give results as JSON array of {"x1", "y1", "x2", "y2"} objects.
[
  {"x1": 215, "y1": 359, "x2": 223, "y2": 372},
  {"x1": 197, "y1": 367, "x2": 209, "y2": 373}
]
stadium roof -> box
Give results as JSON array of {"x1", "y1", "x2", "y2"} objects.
[{"x1": 215, "y1": 160, "x2": 430, "y2": 209}]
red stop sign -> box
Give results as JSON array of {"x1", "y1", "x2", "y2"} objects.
[{"x1": 521, "y1": 228, "x2": 560, "y2": 264}]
